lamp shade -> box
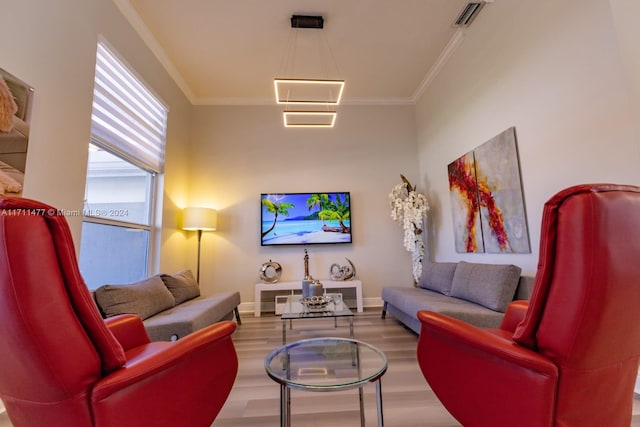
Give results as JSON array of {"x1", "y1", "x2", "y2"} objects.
[{"x1": 182, "y1": 207, "x2": 217, "y2": 231}]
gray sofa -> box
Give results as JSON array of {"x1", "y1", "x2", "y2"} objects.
[
  {"x1": 94, "y1": 269, "x2": 241, "y2": 341},
  {"x1": 381, "y1": 261, "x2": 533, "y2": 334}
]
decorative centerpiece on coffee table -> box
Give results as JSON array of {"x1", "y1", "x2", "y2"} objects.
[{"x1": 301, "y1": 295, "x2": 332, "y2": 312}]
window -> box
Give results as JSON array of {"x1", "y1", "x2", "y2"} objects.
[{"x1": 79, "y1": 40, "x2": 167, "y2": 289}]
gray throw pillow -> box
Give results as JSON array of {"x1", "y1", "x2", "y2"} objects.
[
  {"x1": 417, "y1": 262, "x2": 458, "y2": 295},
  {"x1": 449, "y1": 261, "x2": 521, "y2": 312},
  {"x1": 160, "y1": 269, "x2": 201, "y2": 304},
  {"x1": 94, "y1": 275, "x2": 175, "y2": 319}
]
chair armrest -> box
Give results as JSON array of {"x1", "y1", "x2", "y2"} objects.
[
  {"x1": 104, "y1": 314, "x2": 150, "y2": 351},
  {"x1": 91, "y1": 321, "x2": 238, "y2": 426},
  {"x1": 418, "y1": 310, "x2": 555, "y2": 374},
  {"x1": 500, "y1": 300, "x2": 530, "y2": 333},
  {"x1": 93, "y1": 321, "x2": 237, "y2": 398},
  {"x1": 417, "y1": 311, "x2": 557, "y2": 427}
]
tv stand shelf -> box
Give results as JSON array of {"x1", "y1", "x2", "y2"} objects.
[{"x1": 254, "y1": 280, "x2": 363, "y2": 317}]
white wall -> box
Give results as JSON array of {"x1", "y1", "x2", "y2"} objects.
[
  {"x1": 188, "y1": 104, "x2": 419, "y2": 304},
  {"x1": 0, "y1": 0, "x2": 193, "y2": 272},
  {"x1": 609, "y1": 0, "x2": 640, "y2": 123},
  {"x1": 415, "y1": 0, "x2": 640, "y2": 275},
  {"x1": 0, "y1": 0, "x2": 420, "y2": 309},
  {"x1": 6, "y1": 0, "x2": 637, "y2": 307},
  {"x1": 1, "y1": 0, "x2": 97, "y2": 238}
]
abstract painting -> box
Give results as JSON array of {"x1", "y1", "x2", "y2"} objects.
[
  {"x1": 448, "y1": 127, "x2": 530, "y2": 253},
  {"x1": 0, "y1": 67, "x2": 33, "y2": 198},
  {"x1": 448, "y1": 152, "x2": 485, "y2": 253}
]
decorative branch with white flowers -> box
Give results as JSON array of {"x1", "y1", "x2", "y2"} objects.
[{"x1": 389, "y1": 175, "x2": 430, "y2": 284}]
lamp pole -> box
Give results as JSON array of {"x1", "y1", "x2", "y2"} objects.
[
  {"x1": 196, "y1": 229, "x2": 203, "y2": 283},
  {"x1": 182, "y1": 207, "x2": 217, "y2": 284}
]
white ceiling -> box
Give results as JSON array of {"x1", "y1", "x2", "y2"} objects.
[{"x1": 115, "y1": 0, "x2": 475, "y2": 105}]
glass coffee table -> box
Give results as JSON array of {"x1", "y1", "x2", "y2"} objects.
[
  {"x1": 280, "y1": 294, "x2": 354, "y2": 344},
  {"x1": 265, "y1": 337, "x2": 388, "y2": 427}
]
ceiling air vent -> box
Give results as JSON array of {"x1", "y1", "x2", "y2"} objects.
[{"x1": 454, "y1": 2, "x2": 485, "y2": 27}]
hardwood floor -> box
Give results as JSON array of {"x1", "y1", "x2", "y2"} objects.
[
  {"x1": 214, "y1": 309, "x2": 460, "y2": 427},
  {"x1": 1, "y1": 309, "x2": 638, "y2": 426},
  {"x1": 215, "y1": 310, "x2": 640, "y2": 426}
]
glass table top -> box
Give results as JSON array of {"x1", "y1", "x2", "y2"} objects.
[
  {"x1": 265, "y1": 337, "x2": 388, "y2": 391},
  {"x1": 281, "y1": 294, "x2": 354, "y2": 320}
]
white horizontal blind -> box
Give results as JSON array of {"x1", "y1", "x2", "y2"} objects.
[{"x1": 91, "y1": 42, "x2": 167, "y2": 173}]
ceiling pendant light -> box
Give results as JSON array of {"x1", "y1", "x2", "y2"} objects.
[
  {"x1": 274, "y1": 14, "x2": 345, "y2": 127},
  {"x1": 274, "y1": 78, "x2": 345, "y2": 106},
  {"x1": 283, "y1": 110, "x2": 337, "y2": 128}
]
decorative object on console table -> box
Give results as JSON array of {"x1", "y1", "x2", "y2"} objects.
[
  {"x1": 255, "y1": 280, "x2": 364, "y2": 317},
  {"x1": 182, "y1": 207, "x2": 217, "y2": 283},
  {"x1": 330, "y1": 257, "x2": 356, "y2": 280},
  {"x1": 303, "y1": 249, "x2": 310, "y2": 278},
  {"x1": 309, "y1": 279, "x2": 324, "y2": 296},
  {"x1": 302, "y1": 248, "x2": 314, "y2": 297},
  {"x1": 389, "y1": 174, "x2": 430, "y2": 285},
  {"x1": 259, "y1": 259, "x2": 282, "y2": 283}
]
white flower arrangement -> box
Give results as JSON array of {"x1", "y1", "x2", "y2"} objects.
[{"x1": 389, "y1": 175, "x2": 430, "y2": 284}]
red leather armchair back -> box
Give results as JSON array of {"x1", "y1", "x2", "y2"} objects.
[
  {"x1": 417, "y1": 184, "x2": 640, "y2": 427},
  {"x1": 513, "y1": 184, "x2": 640, "y2": 425},
  {"x1": 0, "y1": 198, "x2": 124, "y2": 424},
  {"x1": 0, "y1": 197, "x2": 239, "y2": 427}
]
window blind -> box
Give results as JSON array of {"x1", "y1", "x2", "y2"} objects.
[{"x1": 91, "y1": 42, "x2": 168, "y2": 173}]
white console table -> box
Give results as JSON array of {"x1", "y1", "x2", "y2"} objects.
[{"x1": 254, "y1": 280, "x2": 363, "y2": 317}]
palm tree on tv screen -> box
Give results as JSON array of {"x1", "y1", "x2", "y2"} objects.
[
  {"x1": 306, "y1": 193, "x2": 330, "y2": 225},
  {"x1": 261, "y1": 198, "x2": 294, "y2": 238},
  {"x1": 319, "y1": 194, "x2": 351, "y2": 233}
]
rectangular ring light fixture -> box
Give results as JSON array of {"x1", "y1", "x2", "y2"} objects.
[
  {"x1": 274, "y1": 79, "x2": 345, "y2": 105},
  {"x1": 283, "y1": 111, "x2": 337, "y2": 128}
]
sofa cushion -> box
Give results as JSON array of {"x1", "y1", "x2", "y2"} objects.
[
  {"x1": 382, "y1": 287, "x2": 506, "y2": 330},
  {"x1": 143, "y1": 291, "x2": 241, "y2": 341},
  {"x1": 417, "y1": 262, "x2": 458, "y2": 295},
  {"x1": 160, "y1": 269, "x2": 201, "y2": 304},
  {"x1": 449, "y1": 261, "x2": 521, "y2": 312},
  {"x1": 95, "y1": 275, "x2": 175, "y2": 320}
]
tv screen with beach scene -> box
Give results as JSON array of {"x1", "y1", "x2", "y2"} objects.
[{"x1": 261, "y1": 192, "x2": 352, "y2": 246}]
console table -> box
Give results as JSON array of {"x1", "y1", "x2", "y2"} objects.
[{"x1": 254, "y1": 280, "x2": 363, "y2": 317}]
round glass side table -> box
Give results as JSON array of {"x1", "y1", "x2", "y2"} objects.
[{"x1": 265, "y1": 337, "x2": 388, "y2": 427}]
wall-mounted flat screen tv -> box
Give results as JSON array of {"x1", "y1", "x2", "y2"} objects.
[{"x1": 261, "y1": 192, "x2": 352, "y2": 246}]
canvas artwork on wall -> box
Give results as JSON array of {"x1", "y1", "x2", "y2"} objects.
[
  {"x1": 447, "y1": 127, "x2": 530, "y2": 253},
  {"x1": 0, "y1": 67, "x2": 33, "y2": 198}
]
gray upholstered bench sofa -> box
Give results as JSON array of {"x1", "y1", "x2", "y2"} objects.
[
  {"x1": 93, "y1": 269, "x2": 241, "y2": 341},
  {"x1": 381, "y1": 261, "x2": 533, "y2": 334}
]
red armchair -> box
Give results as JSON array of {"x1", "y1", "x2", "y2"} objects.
[
  {"x1": 0, "y1": 197, "x2": 238, "y2": 427},
  {"x1": 417, "y1": 184, "x2": 640, "y2": 427}
]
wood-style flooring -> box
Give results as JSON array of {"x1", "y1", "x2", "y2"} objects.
[
  {"x1": 214, "y1": 309, "x2": 460, "y2": 426},
  {"x1": 1, "y1": 309, "x2": 639, "y2": 426},
  {"x1": 213, "y1": 310, "x2": 640, "y2": 426}
]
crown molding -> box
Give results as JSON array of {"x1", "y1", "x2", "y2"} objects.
[
  {"x1": 342, "y1": 97, "x2": 415, "y2": 106},
  {"x1": 412, "y1": 28, "x2": 465, "y2": 103},
  {"x1": 114, "y1": 1, "x2": 464, "y2": 108},
  {"x1": 192, "y1": 97, "x2": 416, "y2": 106},
  {"x1": 192, "y1": 97, "x2": 275, "y2": 106},
  {"x1": 113, "y1": 0, "x2": 197, "y2": 104}
]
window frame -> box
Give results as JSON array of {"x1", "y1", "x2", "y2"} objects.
[{"x1": 80, "y1": 38, "x2": 167, "y2": 285}]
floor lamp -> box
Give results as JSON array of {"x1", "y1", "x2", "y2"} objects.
[{"x1": 182, "y1": 207, "x2": 217, "y2": 283}]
